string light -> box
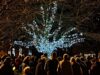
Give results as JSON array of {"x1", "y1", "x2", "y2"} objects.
[{"x1": 14, "y1": 1, "x2": 85, "y2": 56}]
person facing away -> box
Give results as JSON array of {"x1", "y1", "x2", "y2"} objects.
[
  {"x1": 22, "y1": 66, "x2": 31, "y2": 75},
  {"x1": 70, "y1": 57, "x2": 83, "y2": 75},
  {"x1": 0, "y1": 57, "x2": 14, "y2": 75},
  {"x1": 57, "y1": 53, "x2": 73, "y2": 75},
  {"x1": 90, "y1": 58, "x2": 100, "y2": 75},
  {"x1": 44, "y1": 52, "x2": 59, "y2": 75},
  {"x1": 35, "y1": 56, "x2": 46, "y2": 75},
  {"x1": 76, "y1": 57, "x2": 89, "y2": 75}
]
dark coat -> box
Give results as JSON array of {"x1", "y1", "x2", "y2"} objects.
[
  {"x1": 57, "y1": 60, "x2": 73, "y2": 75},
  {"x1": 0, "y1": 64, "x2": 14, "y2": 75},
  {"x1": 90, "y1": 62, "x2": 100, "y2": 75},
  {"x1": 35, "y1": 59, "x2": 46, "y2": 75},
  {"x1": 45, "y1": 59, "x2": 58, "y2": 75},
  {"x1": 79, "y1": 61, "x2": 89, "y2": 75},
  {"x1": 72, "y1": 63, "x2": 82, "y2": 75}
]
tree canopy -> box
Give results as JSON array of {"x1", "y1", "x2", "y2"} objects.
[{"x1": 0, "y1": 0, "x2": 100, "y2": 50}]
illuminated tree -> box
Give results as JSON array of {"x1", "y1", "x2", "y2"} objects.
[
  {"x1": 20, "y1": 1, "x2": 85, "y2": 55},
  {"x1": 0, "y1": 0, "x2": 100, "y2": 54}
]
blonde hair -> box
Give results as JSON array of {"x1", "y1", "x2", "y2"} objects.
[
  {"x1": 63, "y1": 53, "x2": 69, "y2": 60},
  {"x1": 70, "y1": 57, "x2": 76, "y2": 64},
  {"x1": 22, "y1": 66, "x2": 30, "y2": 75}
]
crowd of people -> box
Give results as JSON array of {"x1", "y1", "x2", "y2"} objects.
[{"x1": 0, "y1": 52, "x2": 100, "y2": 75}]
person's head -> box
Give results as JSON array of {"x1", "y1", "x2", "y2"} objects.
[
  {"x1": 51, "y1": 52, "x2": 57, "y2": 59},
  {"x1": 63, "y1": 53, "x2": 69, "y2": 61},
  {"x1": 70, "y1": 57, "x2": 76, "y2": 64},
  {"x1": 57, "y1": 57, "x2": 62, "y2": 61},
  {"x1": 75, "y1": 57, "x2": 81, "y2": 63},
  {"x1": 1, "y1": 55, "x2": 7, "y2": 62},
  {"x1": 38, "y1": 57, "x2": 46, "y2": 63},
  {"x1": 30, "y1": 56, "x2": 35, "y2": 61},
  {"x1": 43, "y1": 53, "x2": 48, "y2": 58},
  {"x1": 41, "y1": 55, "x2": 45, "y2": 59},
  {"x1": 23, "y1": 66, "x2": 31, "y2": 75},
  {"x1": 4, "y1": 57, "x2": 12, "y2": 65},
  {"x1": 80, "y1": 57, "x2": 85, "y2": 61},
  {"x1": 23, "y1": 56, "x2": 30, "y2": 64}
]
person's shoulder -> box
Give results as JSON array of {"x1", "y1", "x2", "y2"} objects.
[
  {"x1": 59, "y1": 60, "x2": 63, "y2": 64},
  {"x1": 0, "y1": 64, "x2": 4, "y2": 69},
  {"x1": 47, "y1": 59, "x2": 52, "y2": 62},
  {"x1": 45, "y1": 59, "x2": 51, "y2": 63}
]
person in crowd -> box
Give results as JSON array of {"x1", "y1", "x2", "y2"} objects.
[
  {"x1": 43, "y1": 53, "x2": 48, "y2": 58},
  {"x1": 1, "y1": 55, "x2": 7, "y2": 64},
  {"x1": 29, "y1": 55, "x2": 36, "y2": 75},
  {"x1": 45, "y1": 52, "x2": 58, "y2": 75},
  {"x1": 76, "y1": 57, "x2": 89, "y2": 75},
  {"x1": 0, "y1": 57, "x2": 14, "y2": 75},
  {"x1": 22, "y1": 66, "x2": 31, "y2": 75},
  {"x1": 57, "y1": 56, "x2": 62, "y2": 62},
  {"x1": 70, "y1": 57, "x2": 83, "y2": 75},
  {"x1": 57, "y1": 53, "x2": 73, "y2": 75},
  {"x1": 22, "y1": 56, "x2": 30, "y2": 71},
  {"x1": 90, "y1": 58, "x2": 100, "y2": 75},
  {"x1": 86, "y1": 56, "x2": 92, "y2": 74},
  {"x1": 15, "y1": 55, "x2": 22, "y2": 70},
  {"x1": 35, "y1": 56, "x2": 46, "y2": 75}
]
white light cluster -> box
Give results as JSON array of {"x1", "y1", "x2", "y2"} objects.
[
  {"x1": 14, "y1": 41, "x2": 34, "y2": 47},
  {"x1": 14, "y1": 1, "x2": 85, "y2": 56}
]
